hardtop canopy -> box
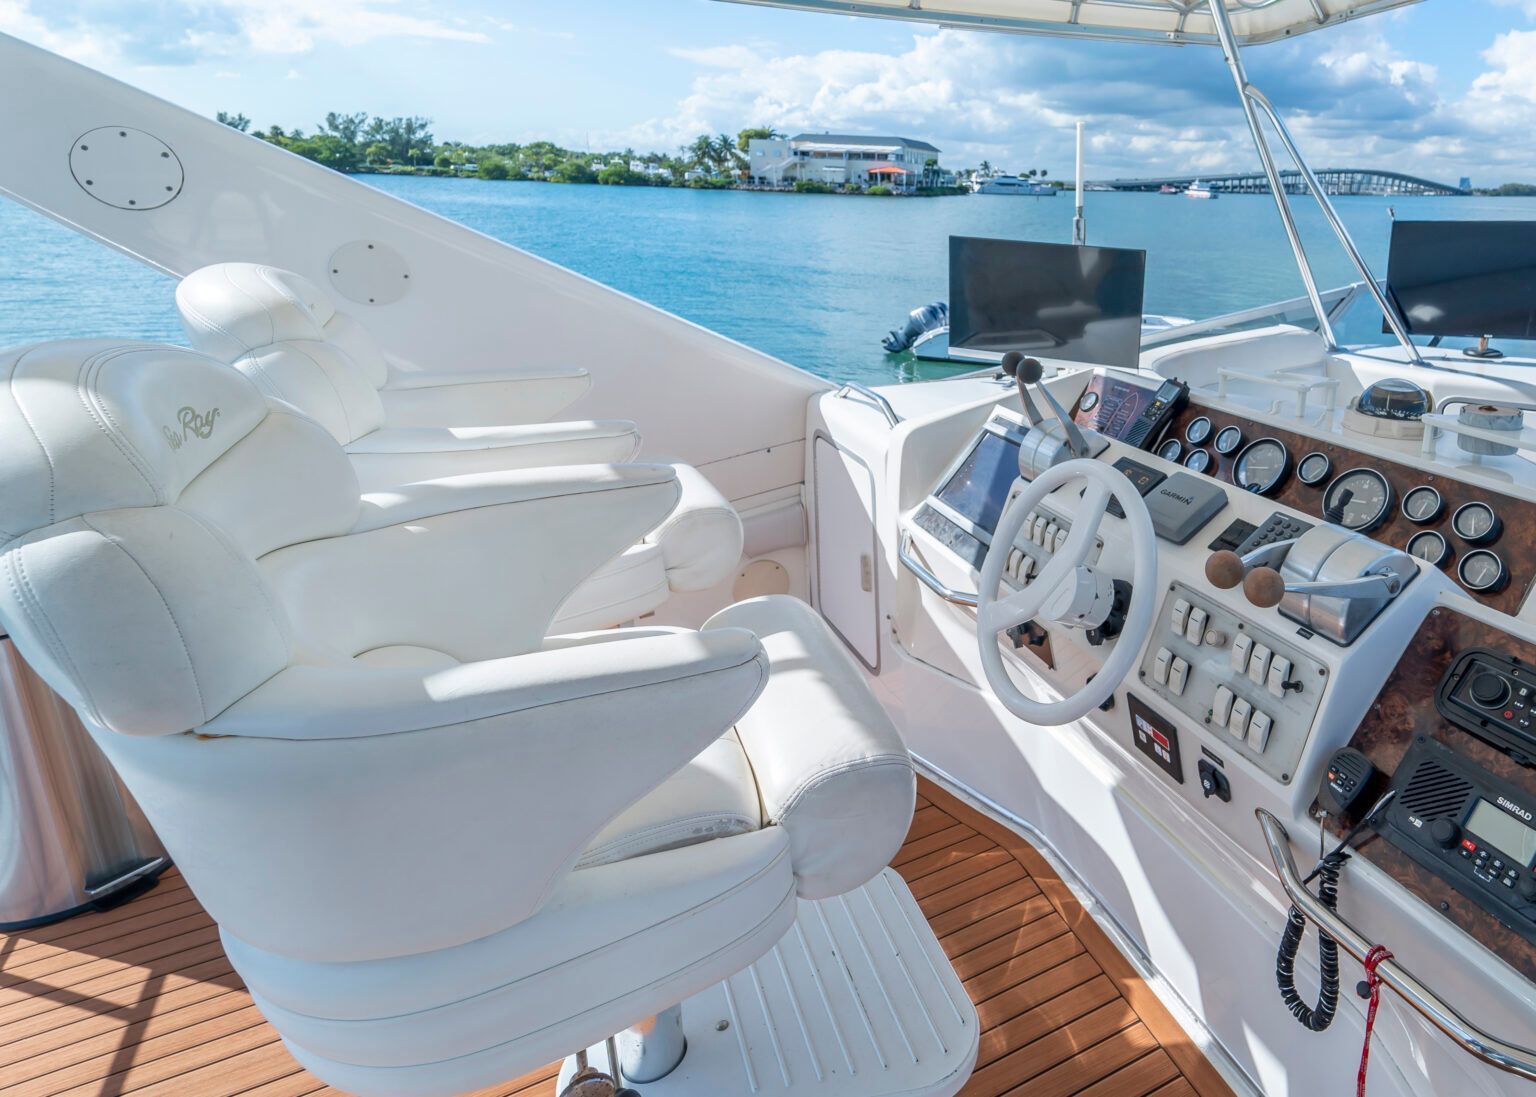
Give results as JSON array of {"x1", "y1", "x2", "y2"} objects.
[{"x1": 713, "y1": 0, "x2": 1422, "y2": 46}]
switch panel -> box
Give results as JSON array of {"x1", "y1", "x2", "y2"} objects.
[
  {"x1": 1138, "y1": 582, "x2": 1327, "y2": 783},
  {"x1": 1001, "y1": 502, "x2": 1103, "y2": 591}
]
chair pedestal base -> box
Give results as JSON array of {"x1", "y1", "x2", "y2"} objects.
[{"x1": 559, "y1": 867, "x2": 977, "y2": 1097}]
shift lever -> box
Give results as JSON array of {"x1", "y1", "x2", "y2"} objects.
[
  {"x1": 1001, "y1": 352, "x2": 1090, "y2": 459},
  {"x1": 1206, "y1": 547, "x2": 1406, "y2": 609}
]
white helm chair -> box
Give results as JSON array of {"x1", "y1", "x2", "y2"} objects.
[
  {"x1": 176, "y1": 263, "x2": 743, "y2": 630},
  {"x1": 0, "y1": 340, "x2": 916, "y2": 1097}
]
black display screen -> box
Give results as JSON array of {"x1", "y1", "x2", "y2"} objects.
[
  {"x1": 1386, "y1": 220, "x2": 1536, "y2": 340},
  {"x1": 934, "y1": 431, "x2": 1021, "y2": 536},
  {"x1": 949, "y1": 236, "x2": 1147, "y2": 369}
]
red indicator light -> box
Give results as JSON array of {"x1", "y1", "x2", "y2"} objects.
[
  {"x1": 1152, "y1": 730, "x2": 1170, "y2": 749},
  {"x1": 1462, "y1": 839, "x2": 1478, "y2": 852}
]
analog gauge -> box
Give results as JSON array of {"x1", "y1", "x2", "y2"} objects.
[
  {"x1": 1079, "y1": 390, "x2": 1100, "y2": 412},
  {"x1": 1407, "y1": 530, "x2": 1450, "y2": 568},
  {"x1": 1233, "y1": 438, "x2": 1290, "y2": 495},
  {"x1": 1214, "y1": 425, "x2": 1244, "y2": 455},
  {"x1": 1157, "y1": 438, "x2": 1184, "y2": 463},
  {"x1": 1185, "y1": 416, "x2": 1213, "y2": 446},
  {"x1": 1183, "y1": 448, "x2": 1212, "y2": 474},
  {"x1": 1458, "y1": 549, "x2": 1509, "y2": 594},
  {"x1": 1451, "y1": 501, "x2": 1502, "y2": 545},
  {"x1": 1322, "y1": 468, "x2": 1393, "y2": 532},
  {"x1": 1297, "y1": 451, "x2": 1332, "y2": 487},
  {"x1": 1401, "y1": 485, "x2": 1444, "y2": 524}
]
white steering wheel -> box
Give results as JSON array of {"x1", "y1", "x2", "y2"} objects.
[{"x1": 977, "y1": 458, "x2": 1159, "y2": 725}]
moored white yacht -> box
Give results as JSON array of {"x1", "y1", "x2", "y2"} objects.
[{"x1": 1, "y1": 3, "x2": 1536, "y2": 1097}]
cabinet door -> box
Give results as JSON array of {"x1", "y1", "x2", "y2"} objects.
[{"x1": 813, "y1": 437, "x2": 879, "y2": 670}]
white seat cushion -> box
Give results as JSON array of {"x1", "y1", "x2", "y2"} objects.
[
  {"x1": 551, "y1": 543, "x2": 670, "y2": 632},
  {"x1": 345, "y1": 420, "x2": 641, "y2": 491},
  {"x1": 578, "y1": 729, "x2": 763, "y2": 868},
  {"x1": 645, "y1": 461, "x2": 743, "y2": 592}
]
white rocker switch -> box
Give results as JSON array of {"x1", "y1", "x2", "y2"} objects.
[
  {"x1": 1247, "y1": 643, "x2": 1273, "y2": 685},
  {"x1": 1212, "y1": 685, "x2": 1235, "y2": 727},
  {"x1": 1171, "y1": 598, "x2": 1191, "y2": 636},
  {"x1": 1185, "y1": 607, "x2": 1208, "y2": 646},
  {"x1": 1053, "y1": 527, "x2": 1071, "y2": 553},
  {"x1": 1044, "y1": 522, "x2": 1060, "y2": 549},
  {"x1": 1168, "y1": 657, "x2": 1190, "y2": 696},
  {"x1": 1229, "y1": 697, "x2": 1252, "y2": 738},
  {"x1": 1248, "y1": 710, "x2": 1273, "y2": 752},
  {"x1": 1007, "y1": 549, "x2": 1024, "y2": 578},
  {"x1": 1231, "y1": 633, "x2": 1253, "y2": 673},
  {"x1": 1152, "y1": 647, "x2": 1172, "y2": 685},
  {"x1": 1267, "y1": 657, "x2": 1293, "y2": 698},
  {"x1": 1032, "y1": 515, "x2": 1049, "y2": 545}
]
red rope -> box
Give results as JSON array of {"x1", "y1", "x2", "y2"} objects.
[{"x1": 1357, "y1": 944, "x2": 1394, "y2": 1097}]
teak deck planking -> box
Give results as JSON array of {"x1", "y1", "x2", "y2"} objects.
[{"x1": 0, "y1": 779, "x2": 1232, "y2": 1097}]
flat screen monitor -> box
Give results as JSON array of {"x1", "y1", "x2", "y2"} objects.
[
  {"x1": 933, "y1": 429, "x2": 1021, "y2": 538},
  {"x1": 949, "y1": 236, "x2": 1147, "y2": 369},
  {"x1": 1386, "y1": 220, "x2": 1536, "y2": 340}
]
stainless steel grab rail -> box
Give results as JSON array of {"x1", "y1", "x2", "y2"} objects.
[
  {"x1": 898, "y1": 533, "x2": 978, "y2": 608},
  {"x1": 835, "y1": 383, "x2": 901, "y2": 428},
  {"x1": 1256, "y1": 809, "x2": 1536, "y2": 1081}
]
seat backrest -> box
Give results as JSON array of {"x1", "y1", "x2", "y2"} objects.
[
  {"x1": 176, "y1": 263, "x2": 389, "y2": 446},
  {"x1": 0, "y1": 339, "x2": 361, "y2": 736}
]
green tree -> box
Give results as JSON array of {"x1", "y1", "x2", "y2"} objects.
[
  {"x1": 317, "y1": 111, "x2": 368, "y2": 145},
  {"x1": 736, "y1": 126, "x2": 780, "y2": 152},
  {"x1": 715, "y1": 133, "x2": 744, "y2": 177},
  {"x1": 216, "y1": 111, "x2": 251, "y2": 132},
  {"x1": 363, "y1": 142, "x2": 388, "y2": 166},
  {"x1": 687, "y1": 135, "x2": 716, "y2": 172},
  {"x1": 478, "y1": 159, "x2": 509, "y2": 180},
  {"x1": 433, "y1": 152, "x2": 452, "y2": 169}
]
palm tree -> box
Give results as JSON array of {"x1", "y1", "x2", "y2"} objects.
[
  {"x1": 688, "y1": 134, "x2": 715, "y2": 171},
  {"x1": 715, "y1": 134, "x2": 743, "y2": 178},
  {"x1": 979, "y1": 159, "x2": 992, "y2": 178}
]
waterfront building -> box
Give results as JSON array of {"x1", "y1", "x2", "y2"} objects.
[{"x1": 746, "y1": 132, "x2": 940, "y2": 189}]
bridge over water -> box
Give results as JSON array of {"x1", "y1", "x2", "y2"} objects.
[{"x1": 1089, "y1": 168, "x2": 1468, "y2": 197}]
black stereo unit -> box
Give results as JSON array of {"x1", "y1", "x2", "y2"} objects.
[
  {"x1": 1382, "y1": 736, "x2": 1536, "y2": 940},
  {"x1": 1436, "y1": 648, "x2": 1536, "y2": 764}
]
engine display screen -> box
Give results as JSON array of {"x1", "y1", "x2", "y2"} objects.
[
  {"x1": 1467, "y1": 798, "x2": 1536, "y2": 867},
  {"x1": 934, "y1": 431, "x2": 1021, "y2": 537}
]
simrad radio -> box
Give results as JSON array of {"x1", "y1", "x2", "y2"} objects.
[{"x1": 1381, "y1": 735, "x2": 1536, "y2": 939}]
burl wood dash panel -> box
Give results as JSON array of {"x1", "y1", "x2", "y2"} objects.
[
  {"x1": 1324, "y1": 605, "x2": 1536, "y2": 982},
  {"x1": 1071, "y1": 375, "x2": 1536, "y2": 615}
]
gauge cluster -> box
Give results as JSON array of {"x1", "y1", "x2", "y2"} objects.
[{"x1": 1154, "y1": 403, "x2": 1536, "y2": 612}]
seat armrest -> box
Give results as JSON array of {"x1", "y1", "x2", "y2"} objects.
[
  {"x1": 344, "y1": 421, "x2": 642, "y2": 492},
  {"x1": 103, "y1": 628, "x2": 771, "y2": 961},
  {"x1": 264, "y1": 465, "x2": 681, "y2": 661},
  {"x1": 705, "y1": 596, "x2": 914, "y2": 899},
  {"x1": 380, "y1": 366, "x2": 590, "y2": 427}
]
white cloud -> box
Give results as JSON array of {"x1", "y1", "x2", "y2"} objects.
[{"x1": 0, "y1": 0, "x2": 490, "y2": 68}]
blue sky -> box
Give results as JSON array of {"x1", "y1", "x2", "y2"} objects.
[{"x1": 5, "y1": 1, "x2": 1536, "y2": 185}]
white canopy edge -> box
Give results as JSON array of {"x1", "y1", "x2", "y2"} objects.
[{"x1": 712, "y1": 0, "x2": 1424, "y2": 46}]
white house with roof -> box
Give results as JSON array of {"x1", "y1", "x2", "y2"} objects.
[{"x1": 746, "y1": 133, "x2": 941, "y2": 189}]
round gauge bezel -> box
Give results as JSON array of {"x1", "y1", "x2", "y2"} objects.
[
  {"x1": 1232, "y1": 437, "x2": 1290, "y2": 496},
  {"x1": 1458, "y1": 549, "x2": 1508, "y2": 593},
  {"x1": 1322, "y1": 467, "x2": 1394, "y2": 532},
  {"x1": 1185, "y1": 416, "x2": 1213, "y2": 445},
  {"x1": 1079, "y1": 390, "x2": 1100, "y2": 412},
  {"x1": 1183, "y1": 448, "x2": 1211, "y2": 474},
  {"x1": 1213, "y1": 424, "x2": 1244, "y2": 455},
  {"x1": 1451, "y1": 501, "x2": 1502, "y2": 545},
  {"x1": 1400, "y1": 485, "x2": 1445, "y2": 525},
  {"x1": 1406, "y1": 530, "x2": 1450, "y2": 568},
  {"x1": 1296, "y1": 451, "x2": 1332, "y2": 486},
  {"x1": 1156, "y1": 437, "x2": 1183, "y2": 463}
]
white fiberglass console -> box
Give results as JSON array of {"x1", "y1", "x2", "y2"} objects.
[{"x1": 813, "y1": 359, "x2": 1536, "y2": 1096}]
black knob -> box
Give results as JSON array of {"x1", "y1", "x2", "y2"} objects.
[
  {"x1": 1429, "y1": 818, "x2": 1461, "y2": 850},
  {"x1": 1519, "y1": 875, "x2": 1536, "y2": 903},
  {"x1": 1469, "y1": 672, "x2": 1511, "y2": 709}
]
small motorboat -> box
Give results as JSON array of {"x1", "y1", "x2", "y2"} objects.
[
  {"x1": 882, "y1": 300, "x2": 949, "y2": 353},
  {"x1": 1185, "y1": 179, "x2": 1218, "y2": 199}
]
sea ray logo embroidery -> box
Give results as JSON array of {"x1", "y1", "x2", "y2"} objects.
[{"x1": 163, "y1": 405, "x2": 221, "y2": 451}]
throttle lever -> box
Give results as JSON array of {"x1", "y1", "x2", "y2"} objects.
[
  {"x1": 1206, "y1": 546, "x2": 1405, "y2": 609},
  {"x1": 1002, "y1": 352, "x2": 1090, "y2": 459}
]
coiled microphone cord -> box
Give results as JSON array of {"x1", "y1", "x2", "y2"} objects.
[{"x1": 1275, "y1": 849, "x2": 1346, "y2": 1030}]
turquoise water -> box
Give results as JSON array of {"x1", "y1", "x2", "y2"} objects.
[{"x1": 2, "y1": 177, "x2": 1534, "y2": 385}]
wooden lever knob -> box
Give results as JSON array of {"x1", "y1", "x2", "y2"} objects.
[
  {"x1": 1244, "y1": 566, "x2": 1287, "y2": 609},
  {"x1": 1205, "y1": 550, "x2": 1246, "y2": 590}
]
